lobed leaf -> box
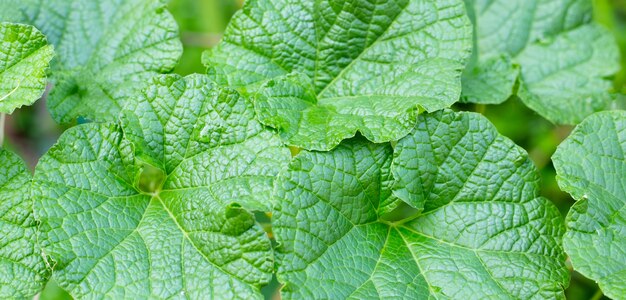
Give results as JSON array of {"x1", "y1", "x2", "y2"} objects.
[
  {"x1": 553, "y1": 110, "x2": 626, "y2": 299},
  {"x1": 204, "y1": 0, "x2": 472, "y2": 150},
  {"x1": 0, "y1": 22, "x2": 53, "y2": 114},
  {"x1": 274, "y1": 110, "x2": 569, "y2": 299},
  {"x1": 0, "y1": 0, "x2": 183, "y2": 123},
  {"x1": 33, "y1": 74, "x2": 291, "y2": 298},
  {"x1": 462, "y1": 0, "x2": 620, "y2": 124},
  {"x1": 0, "y1": 149, "x2": 49, "y2": 298}
]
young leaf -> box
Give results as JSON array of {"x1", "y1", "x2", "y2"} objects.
[
  {"x1": 33, "y1": 75, "x2": 291, "y2": 298},
  {"x1": 553, "y1": 111, "x2": 626, "y2": 299},
  {"x1": 461, "y1": 55, "x2": 519, "y2": 105},
  {"x1": 0, "y1": 22, "x2": 53, "y2": 114},
  {"x1": 204, "y1": 0, "x2": 472, "y2": 150},
  {"x1": 274, "y1": 110, "x2": 569, "y2": 299},
  {"x1": 462, "y1": 0, "x2": 620, "y2": 124},
  {"x1": 0, "y1": 0, "x2": 182, "y2": 123},
  {"x1": 0, "y1": 149, "x2": 49, "y2": 298}
]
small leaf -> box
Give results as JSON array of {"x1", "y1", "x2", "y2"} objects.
[
  {"x1": 274, "y1": 110, "x2": 569, "y2": 299},
  {"x1": 0, "y1": 22, "x2": 53, "y2": 113},
  {"x1": 553, "y1": 110, "x2": 626, "y2": 299},
  {"x1": 0, "y1": 148, "x2": 49, "y2": 298},
  {"x1": 0, "y1": 0, "x2": 182, "y2": 123},
  {"x1": 33, "y1": 75, "x2": 291, "y2": 298},
  {"x1": 462, "y1": 0, "x2": 619, "y2": 124},
  {"x1": 461, "y1": 55, "x2": 519, "y2": 105},
  {"x1": 204, "y1": 0, "x2": 472, "y2": 150}
]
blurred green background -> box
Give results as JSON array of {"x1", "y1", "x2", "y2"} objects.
[{"x1": 4, "y1": 0, "x2": 624, "y2": 299}]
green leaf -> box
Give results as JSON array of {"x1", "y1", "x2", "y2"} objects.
[
  {"x1": 0, "y1": 148, "x2": 49, "y2": 298},
  {"x1": 204, "y1": 0, "x2": 472, "y2": 150},
  {"x1": 461, "y1": 55, "x2": 519, "y2": 105},
  {"x1": 33, "y1": 74, "x2": 291, "y2": 298},
  {"x1": 553, "y1": 110, "x2": 626, "y2": 299},
  {"x1": 274, "y1": 110, "x2": 569, "y2": 299},
  {"x1": 0, "y1": 22, "x2": 53, "y2": 114},
  {"x1": 0, "y1": 0, "x2": 182, "y2": 123},
  {"x1": 462, "y1": 0, "x2": 620, "y2": 124}
]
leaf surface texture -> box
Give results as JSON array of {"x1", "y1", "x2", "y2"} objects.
[
  {"x1": 0, "y1": 22, "x2": 53, "y2": 113},
  {"x1": 462, "y1": 0, "x2": 619, "y2": 124},
  {"x1": 204, "y1": 0, "x2": 472, "y2": 150},
  {"x1": 0, "y1": 149, "x2": 49, "y2": 298},
  {"x1": 274, "y1": 110, "x2": 569, "y2": 299},
  {"x1": 33, "y1": 75, "x2": 291, "y2": 299},
  {"x1": 0, "y1": 0, "x2": 182, "y2": 123},
  {"x1": 553, "y1": 111, "x2": 626, "y2": 299}
]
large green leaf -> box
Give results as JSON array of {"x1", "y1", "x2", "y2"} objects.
[
  {"x1": 462, "y1": 0, "x2": 620, "y2": 124},
  {"x1": 553, "y1": 110, "x2": 626, "y2": 299},
  {"x1": 0, "y1": 22, "x2": 53, "y2": 113},
  {"x1": 0, "y1": 148, "x2": 49, "y2": 298},
  {"x1": 204, "y1": 0, "x2": 472, "y2": 150},
  {"x1": 0, "y1": 0, "x2": 182, "y2": 123},
  {"x1": 274, "y1": 110, "x2": 568, "y2": 299},
  {"x1": 33, "y1": 74, "x2": 291, "y2": 298}
]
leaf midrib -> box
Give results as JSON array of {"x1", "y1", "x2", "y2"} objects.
[
  {"x1": 315, "y1": 1, "x2": 409, "y2": 98},
  {"x1": 152, "y1": 194, "x2": 255, "y2": 287},
  {"x1": 0, "y1": 40, "x2": 50, "y2": 98},
  {"x1": 291, "y1": 218, "x2": 557, "y2": 298}
]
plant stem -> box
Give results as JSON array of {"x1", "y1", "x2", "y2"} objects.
[
  {"x1": 590, "y1": 289, "x2": 604, "y2": 300},
  {"x1": 0, "y1": 113, "x2": 5, "y2": 147},
  {"x1": 475, "y1": 104, "x2": 486, "y2": 114}
]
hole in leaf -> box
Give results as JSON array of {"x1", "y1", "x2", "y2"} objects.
[
  {"x1": 138, "y1": 163, "x2": 165, "y2": 195},
  {"x1": 380, "y1": 201, "x2": 421, "y2": 224}
]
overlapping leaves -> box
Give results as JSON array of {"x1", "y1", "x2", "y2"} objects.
[
  {"x1": 0, "y1": 0, "x2": 615, "y2": 298},
  {"x1": 204, "y1": 0, "x2": 472, "y2": 151},
  {"x1": 0, "y1": 22, "x2": 53, "y2": 113},
  {"x1": 462, "y1": 0, "x2": 620, "y2": 124},
  {"x1": 0, "y1": 15, "x2": 52, "y2": 300},
  {"x1": 553, "y1": 111, "x2": 626, "y2": 299},
  {"x1": 0, "y1": 0, "x2": 182, "y2": 123},
  {"x1": 274, "y1": 110, "x2": 569, "y2": 299},
  {"x1": 32, "y1": 75, "x2": 291, "y2": 298}
]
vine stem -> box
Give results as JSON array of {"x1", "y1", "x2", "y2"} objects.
[
  {"x1": 475, "y1": 104, "x2": 486, "y2": 114},
  {"x1": 0, "y1": 113, "x2": 5, "y2": 147},
  {"x1": 590, "y1": 289, "x2": 603, "y2": 300}
]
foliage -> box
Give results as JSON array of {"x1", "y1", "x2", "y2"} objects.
[
  {"x1": 0, "y1": 22, "x2": 53, "y2": 114},
  {"x1": 553, "y1": 111, "x2": 626, "y2": 300},
  {"x1": 203, "y1": 0, "x2": 472, "y2": 150},
  {"x1": 462, "y1": 0, "x2": 620, "y2": 125},
  {"x1": 274, "y1": 110, "x2": 568, "y2": 299},
  {"x1": 0, "y1": 149, "x2": 48, "y2": 298},
  {"x1": 33, "y1": 75, "x2": 290, "y2": 298},
  {"x1": 0, "y1": 0, "x2": 182, "y2": 123},
  {"x1": 0, "y1": 22, "x2": 51, "y2": 297},
  {"x1": 0, "y1": 0, "x2": 624, "y2": 299}
]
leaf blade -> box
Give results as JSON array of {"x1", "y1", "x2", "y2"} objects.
[
  {"x1": 462, "y1": 0, "x2": 619, "y2": 124},
  {"x1": 0, "y1": 0, "x2": 183, "y2": 123},
  {"x1": 0, "y1": 22, "x2": 53, "y2": 113},
  {"x1": 34, "y1": 75, "x2": 291, "y2": 298},
  {"x1": 553, "y1": 110, "x2": 626, "y2": 299},
  {"x1": 0, "y1": 149, "x2": 49, "y2": 298},
  {"x1": 204, "y1": 0, "x2": 472, "y2": 150},
  {"x1": 274, "y1": 110, "x2": 569, "y2": 299}
]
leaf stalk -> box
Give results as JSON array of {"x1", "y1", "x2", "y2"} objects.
[{"x1": 0, "y1": 113, "x2": 5, "y2": 147}]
